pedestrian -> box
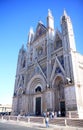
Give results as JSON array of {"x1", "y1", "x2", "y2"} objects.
[
  {"x1": 43, "y1": 112, "x2": 46, "y2": 118},
  {"x1": 45, "y1": 115, "x2": 49, "y2": 128},
  {"x1": 52, "y1": 111, "x2": 54, "y2": 118},
  {"x1": 58, "y1": 110, "x2": 61, "y2": 117}
]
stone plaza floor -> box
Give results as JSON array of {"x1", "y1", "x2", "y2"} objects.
[{"x1": 0, "y1": 119, "x2": 83, "y2": 130}]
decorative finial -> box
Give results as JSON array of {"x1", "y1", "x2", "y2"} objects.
[
  {"x1": 39, "y1": 20, "x2": 43, "y2": 24},
  {"x1": 28, "y1": 27, "x2": 34, "y2": 43},
  {"x1": 29, "y1": 27, "x2": 34, "y2": 34},
  {"x1": 48, "y1": 9, "x2": 52, "y2": 17},
  {"x1": 22, "y1": 44, "x2": 24, "y2": 49},
  {"x1": 63, "y1": 9, "x2": 67, "y2": 17}
]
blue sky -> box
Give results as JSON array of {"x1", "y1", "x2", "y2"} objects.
[{"x1": 0, "y1": 0, "x2": 83, "y2": 105}]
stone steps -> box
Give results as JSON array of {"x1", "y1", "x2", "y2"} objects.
[
  {"x1": 1, "y1": 116, "x2": 83, "y2": 128},
  {"x1": 67, "y1": 119, "x2": 83, "y2": 127}
]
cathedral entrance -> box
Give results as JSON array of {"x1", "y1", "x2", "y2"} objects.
[
  {"x1": 54, "y1": 76, "x2": 66, "y2": 117},
  {"x1": 35, "y1": 97, "x2": 41, "y2": 115},
  {"x1": 60, "y1": 101, "x2": 65, "y2": 117}
]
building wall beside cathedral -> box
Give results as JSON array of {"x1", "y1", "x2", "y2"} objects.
[{"x1": 12, "y1": 10, "x2": 83, "y2": 118}]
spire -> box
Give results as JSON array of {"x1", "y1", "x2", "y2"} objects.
[
  {"x1": 29, "y1": 27, "x2": 34, "y2": 34},
  {"x1": 63, "y1": 9, "x2": 68, "y2": 17},
  {"x1": 61, "y1": 9, "x2": 68, "y2": 24},
  {"x1": 38, "y1": 20, "x2": 43, "y2": 25},
  {"x1": 63, "y1": 9, "x2": 67, "y2": 16},
  {"x1": 61, "y1": 9, "x2": 76, "y2": 51},
  {"x1": 28, "y1": 27, "x2": 34, "y2": 43},
  {"x1": 48, "y1": 9, "x2": 52, "y2": 17},
  {"x1": 47, "y1": 9, "x2": 54, "y2": 30},
  {"x1": 19, "y1": 44, "x2": 25, "y2": 54},
  {"x1": 22, "y1": 44, "x2": 24, "y2": 49}
]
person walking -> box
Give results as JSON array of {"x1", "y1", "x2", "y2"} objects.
[{"x1": 45, "y1": 115, "x2": 49, "y2": 128}]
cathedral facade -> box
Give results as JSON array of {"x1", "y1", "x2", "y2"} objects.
[{"x1": 12, "y1": 10, "x2": 83, "y2": 118}]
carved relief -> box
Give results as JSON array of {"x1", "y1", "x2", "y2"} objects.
[
  {"x1": 55, "y1": 66, "x2": 62, "y2": 74},
  {"x1": 37, "y1": 46, "x2": 43, "y2": 57}
]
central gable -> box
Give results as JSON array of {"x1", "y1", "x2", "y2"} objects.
[{"x1": 34, "y1": 21, "x2": 47, "y2": 41}]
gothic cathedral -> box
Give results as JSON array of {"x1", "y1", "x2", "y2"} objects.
[{"x1": 12, "y1": 10, "x2": 83, "y2": 118}]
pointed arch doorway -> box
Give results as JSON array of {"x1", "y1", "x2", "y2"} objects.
[
  {"x1": 35, "y1": 97, "x2": 41, "y2": 115},
  {"x1": 35, "y1": 86, "x2": 42, "y2": 116},
  {"x1": 54, "y1": 76, "x2": 66, "y2": 117}
]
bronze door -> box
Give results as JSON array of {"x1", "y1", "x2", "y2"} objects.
[{"x1": 36, "y1": 97, "x2": 41, "y2": 115}]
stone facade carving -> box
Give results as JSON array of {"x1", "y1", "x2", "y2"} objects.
[{"x1": 12, "y1": 9, "x2": 83, "y2": 118}]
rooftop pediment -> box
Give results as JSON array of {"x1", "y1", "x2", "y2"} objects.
[
  {"x1": 54, "y1": 29, "x2": 62, "y2": 41},
  {"x1": 34, "y1": 21, "x2": 47, "y2": 41}
]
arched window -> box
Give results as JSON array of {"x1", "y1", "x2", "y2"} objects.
[
  {"x1": 22, "y1": 75, "x2": 24, "y2": 84},
  {"x1": 35, "y1": 86, "x2": 41, "y2": 93},
  {"x1": 22, "y1": 59, "x2": 26, "y2": 68}
]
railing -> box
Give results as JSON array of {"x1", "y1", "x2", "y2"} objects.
[
  {"x1": 0, "y1": 115, "x2": 83, "y2": 128},
  {"x1": 66, "y1": 111, "x2": 79, "y2": 118}
]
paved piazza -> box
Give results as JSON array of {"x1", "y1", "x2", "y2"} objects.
[
  {"x1": 0, "y1": 122, "x2": 39, "y2": 130},
  {"x1": 0, "y1": 120, "x2": 83, "y2": 130}
]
